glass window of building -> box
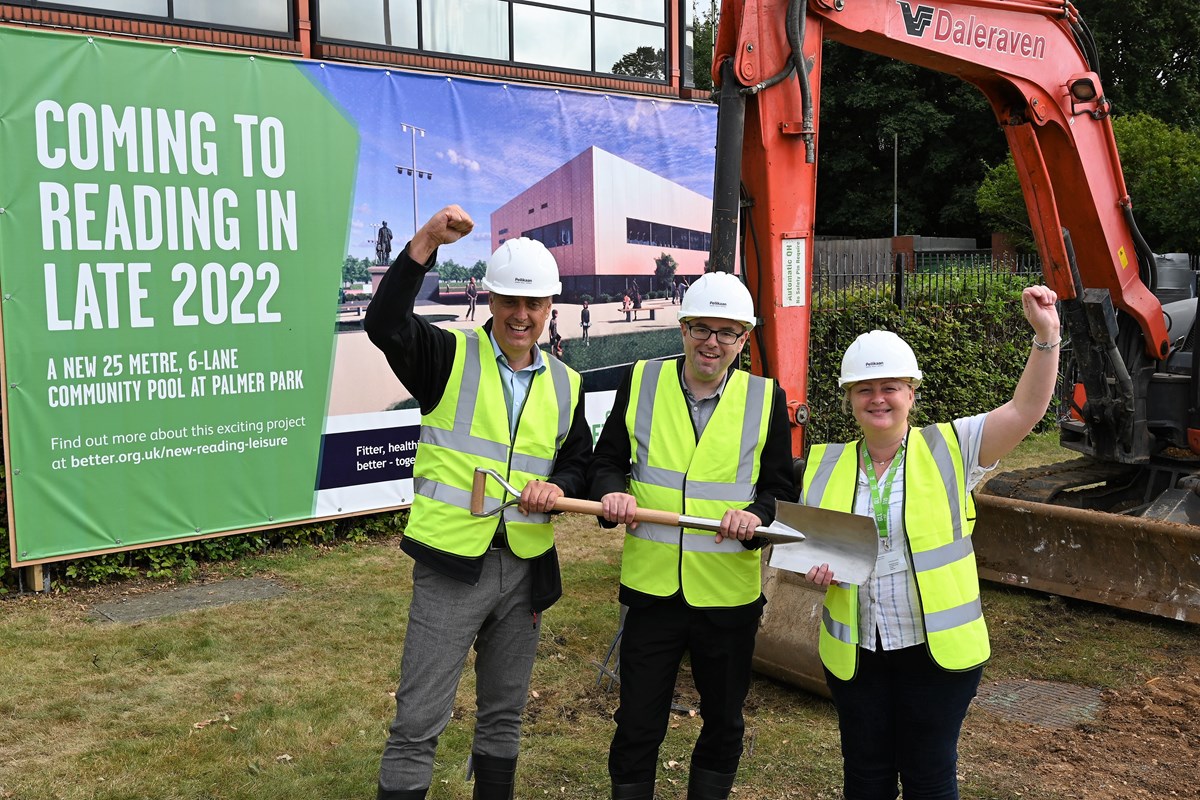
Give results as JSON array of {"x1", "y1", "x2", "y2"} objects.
[
  {"x1": 175, "y1": 0, "x2": 289, "y2": 31},
  {"x1": 38, "y1": 0, "x2": 290, "y2": 32},
  {"x1": 316, "y1": 1, "x2": 670, "y2": 82},
  {"x1": 319, "y1": 0, "x2": 417, "y2": 48},
  {"x1": 598, "y1": 17, "x2": 665, "y2": 79},
  {"x1": 513, "y1": 5, "x2": 591, "y2": 71},
  {"x1": 424, "y1": 0, "x2": 508, "y2": 60}
]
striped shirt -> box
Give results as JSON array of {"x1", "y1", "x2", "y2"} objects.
[{"x1": 855, "y1": 412, "x2": 994, "y2": 651}]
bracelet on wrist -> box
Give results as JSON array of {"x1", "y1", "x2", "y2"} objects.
[{"x1": 1032, "y1": 334, "x2": 1061, "y2": 351}]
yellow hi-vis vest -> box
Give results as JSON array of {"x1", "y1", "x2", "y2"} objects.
[
  {"x1": 406, "y1": 328, "x2": 581, "y2": 559},
  {"x1": 621, "y1": 360, "x2": 774, "y2": 607},
  {"x1": 802, "y1": 422, "x2": 990, "y2": 680}
]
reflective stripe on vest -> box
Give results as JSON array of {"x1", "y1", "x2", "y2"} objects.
[
  {"x1": 804, "y1": 424, "x2": 990, "y2": 680},
  {"x1": 406, "y1": 328, "x2": 580, "y2": 559},
  {"x1": 621, "y1": 360, "x2": 773, "y2": 607}
]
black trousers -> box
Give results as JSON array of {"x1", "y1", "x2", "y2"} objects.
[
  {"x1": 608, "y1": 597, "x2": 759, "y2": 783},
  {"x1": 825, "y1": 643, "x2": 983, "y2": 800}
]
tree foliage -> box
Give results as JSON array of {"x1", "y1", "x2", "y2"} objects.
[
  {"x1": 1076, "y1": 0, "x2": 1200, "y2": 129},
  {"x1": 342, "y1": 255, "x2": 372, "y2": 284},
  {"x1": 977, "y1": 113, "x2": 1200, "y2": 254},
  {"x1": 654, "y1": 252, "x2": 678, "y2": 289},
  {"x1": 611, "y1": 46, "x2": 665, "y2": 80},
  {"x1": 814, "y1": 44, "x2": 1006, "y2": 239},
  {"x1": 690, "y1": 1, "x2": 717, "y2": 92},
  {"x1": 796, "y1": 0, "x2": 1199, "y2": 241}
]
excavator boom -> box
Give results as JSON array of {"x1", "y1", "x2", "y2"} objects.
[{"x1": 710, "y1": 0, "x2": 1199, "y2": 692}]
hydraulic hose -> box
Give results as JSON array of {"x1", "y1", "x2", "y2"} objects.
[
  {"x1": 709, "y1": 58, "x2": 746, "y2": 276},
  {"x1": 786, "y1": 0, "x2": 815, "y2": 163}
]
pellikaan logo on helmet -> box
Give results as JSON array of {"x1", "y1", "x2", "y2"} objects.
[
  {"x1": 865, "y1": 360, "x2": 885, "y2": 368},
  {"x1": 708, "y1": 300, "x2": 728, "y2": 308},
  {"x1": 895, "y1": 0, "x2": 1046, "y2": 60},
  {"x1": 514, "y1": 277, "x2": 533, "y2": 284}
]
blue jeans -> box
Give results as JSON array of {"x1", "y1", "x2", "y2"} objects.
[{"x1": 825, "y1": 643, "x2": 982, "y2": 800}]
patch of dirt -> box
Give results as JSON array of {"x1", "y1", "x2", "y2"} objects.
[{"x1": 965, "y1": 658, "x2": 1200, "y2": 799}]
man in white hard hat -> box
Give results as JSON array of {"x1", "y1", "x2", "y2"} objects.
[
  {"x1": 588, "y1": 271, "x2": 796, "y2": 800},
  {"x1": 365, "y1": 206, "x2": 591, "y2": 800}
]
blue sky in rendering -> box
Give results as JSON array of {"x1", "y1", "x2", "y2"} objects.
[{"x1": 300, "y1": 62, "x2": 718, "y2": 266}]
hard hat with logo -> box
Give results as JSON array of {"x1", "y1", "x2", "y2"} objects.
[
  {"x1": 678, "y1": 271, "x2": 756, "y2": 329},
  {"x1": 839, "y1": 330, "x2": 922, "y2": 387},
  {"x1": 483, "y1": 238, "x2": 562, "y2": 297}
]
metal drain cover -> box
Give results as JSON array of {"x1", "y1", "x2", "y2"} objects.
[{"x1": 975, "y1": 679, "x2": 1103, "y2": 728}]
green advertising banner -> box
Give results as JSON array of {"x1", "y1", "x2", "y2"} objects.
[{"x1": 0, "y1": 29, "x2": 358, "y2": 562}]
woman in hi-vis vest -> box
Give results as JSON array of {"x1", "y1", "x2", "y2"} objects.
[{"x1": 800, "y1": 285, "x2": 1060, "y2": 800}]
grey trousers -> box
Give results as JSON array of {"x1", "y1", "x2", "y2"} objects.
[{"x1": 378, "y1": 549, "x2": 540, "y2": 791}]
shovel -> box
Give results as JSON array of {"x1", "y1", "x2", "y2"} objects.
[{"x1": 470, "y1": 468, "x2": 877, "y2": 583}]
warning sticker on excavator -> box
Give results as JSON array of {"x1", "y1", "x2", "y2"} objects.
[
  {"x1": 1118, "y1": 246, "x2": 1129, "y2": 269},
  {"x1": 782, "y1": 238, "x2": 807, "y2": 307}
]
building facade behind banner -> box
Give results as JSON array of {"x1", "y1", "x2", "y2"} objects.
[
  {"x1": 0, "y1": 2, "x2": 711, "y2": 101},
  {"x1": 492, "y1": 147, "x2": 711, "y2": 300}
]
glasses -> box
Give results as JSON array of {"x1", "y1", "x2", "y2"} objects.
[{"x1": 684, "y1": 322, "x2": 743, "y2": 346}]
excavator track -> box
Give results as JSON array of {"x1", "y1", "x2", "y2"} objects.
[{"x1": 974, "y1": 460, "x2": 1200, "y2": 623}]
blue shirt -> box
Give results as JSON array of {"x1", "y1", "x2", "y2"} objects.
[{"x1": 488, "y1": 332, "x2": 546, "y2": 441}]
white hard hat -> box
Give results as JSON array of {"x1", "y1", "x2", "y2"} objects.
[
  {"x1": 839, "y1": 330, "x2": 922, "y2": 387},
  {"x1": 678, "y1": 271, "x2": 756, "y2": 329},
  {"x1": 483, "y1": 238, "x2": 561, "y2": 297}
]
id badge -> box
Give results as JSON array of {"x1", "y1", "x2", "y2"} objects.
[{"x1": 875, "y1": 550, "x2": 908, "y2": 578}]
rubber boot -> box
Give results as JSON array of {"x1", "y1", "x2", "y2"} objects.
[
  {"x1": 471, "y1": 752, "x2": 517, "y2": 800},
  {"x1": 611, "y1": 780, "x2": 656, "y2": 799},
  {"x1": 686, "y1": 767, "x2": 736, "y2": 800},
  {"x1": 376, "y1": 788, "x2": 428, "y2": 800}
]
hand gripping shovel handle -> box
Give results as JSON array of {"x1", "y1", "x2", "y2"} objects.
[{"x1": 469, "y1": 468, "x2": 797, "y2": 539}]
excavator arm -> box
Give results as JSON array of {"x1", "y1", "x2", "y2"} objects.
[
  {"x1": 710, "y1": 3, "x2": 1200, "y2": 684},
  {"x1": 710, "y1": 0, "x2": 1175, "y2": 465}
]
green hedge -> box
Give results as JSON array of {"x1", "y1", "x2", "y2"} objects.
[{"x1": 802, "y1": 271, "x2": 1043, "y2": 449}]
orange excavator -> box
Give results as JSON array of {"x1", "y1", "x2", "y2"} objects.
[{"x1": 706, "y1": 0, "x2": 1200, "y2": 693}]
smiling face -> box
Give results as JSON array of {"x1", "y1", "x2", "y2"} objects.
[
  {"x1": 489, "y1": 293, "x2": 551, "y2": 368},
  {"x1": 848, "y1": 378, "x2": 916, "y2": 441},
  {"x1": 680, "y1": 316, "x2": 748, "y2": 394}
]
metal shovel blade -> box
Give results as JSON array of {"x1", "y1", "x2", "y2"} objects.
[{"x1": 766, "y1": 501, "x2": 878, "y2": 585}]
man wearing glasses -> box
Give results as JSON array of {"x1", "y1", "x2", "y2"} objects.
[{"x1": 588, "y1": 271, "x2": 795, "y2": 800}]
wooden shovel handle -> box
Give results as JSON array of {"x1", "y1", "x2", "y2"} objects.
[{"x1": 551, "y1": 497, "x2": 719, "y2": 531}]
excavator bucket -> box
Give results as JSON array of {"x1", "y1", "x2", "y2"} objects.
[
  {"x1": 753, "y1": 564, "x2": 831, "y2": 697},
  {"x1": 972, "y1": 492, "x2": 1200, "y2": 623}
]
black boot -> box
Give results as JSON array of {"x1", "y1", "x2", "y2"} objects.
[
  {"x1": 686, "y1": 767, "x2": 736, "y2": 800},
  {"x1": 471, "y1": 752, "x2": 517, "y2": 800},
  {"x1": 377, "y1": 788, "x2": 428, "y2": 800},
  {"x1": 611, "y1": 780, "x2": 656, "y2": 799}
]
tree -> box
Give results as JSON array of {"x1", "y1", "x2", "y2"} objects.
[
  {"x1": 470, "y1": 260, "x2": 487, "y2": 281},
  {"x1": 814, "y1": 45, "x2": 1006, "y2": 239},
  {"x1": 342, "y1": 255, "x2": 371, "y2": 284},
  {"x1": 437, "y1": 258, "x2": 466, "y2": 285},
  {"x1": 690, "y1": 1, "x2": 717, "y2": 92},
  {"x1": 611, "y1": 46, "x2": 665, "y2": 81},
  {"x1": 1075, "y1": 0, "x2": 1200, "y2": 130},
  {"x1": 654, "y1": 252, "x2": 678, "y2": 291},
  {"x1": 976, "y1": 112, "x2": 1200, "y2": 254}
]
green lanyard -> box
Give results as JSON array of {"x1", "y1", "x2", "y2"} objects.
[{"x1": 864, "y1": 443, "x2": 904, "y2": 539}]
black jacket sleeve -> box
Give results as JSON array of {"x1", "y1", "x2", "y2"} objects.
[
  {"x1": 363, "y1": 244, "x2": 456, "y2": 414},
  {"x1": 546, "y1": 383, "x2": 593, "y2": 500},
  {"x1": 588, "y1": 367, "x2": 635, "y2": 512}
]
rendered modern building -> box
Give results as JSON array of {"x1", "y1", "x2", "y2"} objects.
[{"x1": 491, "y1": 146, "x2": 715, "y2": 300}]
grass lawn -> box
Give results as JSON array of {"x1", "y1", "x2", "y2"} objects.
[{"x1": 1, "y1": 433, "x2": 1197, "y2": 799}]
